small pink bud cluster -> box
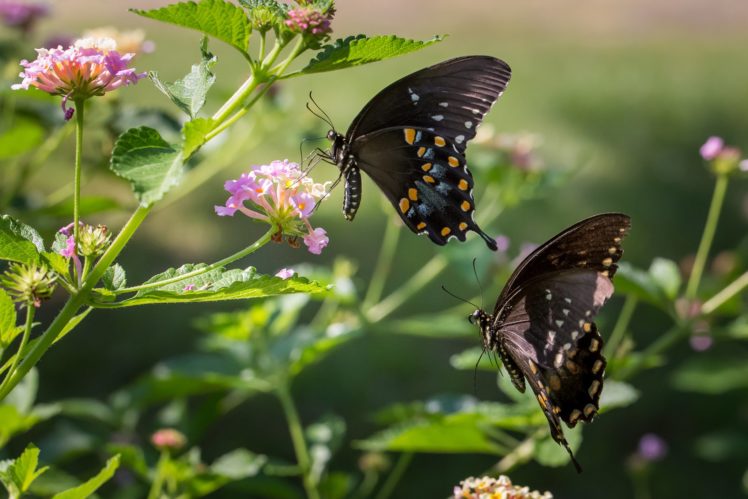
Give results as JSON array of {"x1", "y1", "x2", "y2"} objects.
[
  {"x1": 151, "y1": 428, "x2": 187, "y2": 451},
  {"x1": 0, "y1": 0, "x2": 49, "y2": 31},
  {"x1": 12, "y1": 37, "x2": 146, "y2": 119},
  {"x1": 699, "y1": 136, "x2": 747, "y2": 174},
  {"x1": 215, "y1": 159, "x2": 330, "y2": 254},
  {"x1": 285, "y1": 7, "x2": 332, "y2": 36},
  {"x1": 453, "y1": 475, "x2": 552, "y2": 499}
]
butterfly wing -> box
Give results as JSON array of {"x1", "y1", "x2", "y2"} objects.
[
  {"x1": 346, "y1": 55, "x2": 512, "y2": 152},
  {"x1": 496, "y1": 269, "x2": 613, "y2": 472},
  {"x1": 351, "y1": 127, "x2": 493, "y2": 247},
  {"x1": 496, "y1": 213, "x2": 631, "y2": 307}
]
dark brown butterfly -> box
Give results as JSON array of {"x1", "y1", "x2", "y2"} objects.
[
  {"x1": 469, "y1": 213, "x2": 631, "y2": 472},
  {"x1": 321, "y1": 56, "x2": 512, "y2": 250}
]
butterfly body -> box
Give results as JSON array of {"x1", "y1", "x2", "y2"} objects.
[
  {"x1": 322, "y1": 56, "x2": 512, "y2": 249},
  {"x1": 468, "y1": 213, "x2": 632, "y2": 472}
]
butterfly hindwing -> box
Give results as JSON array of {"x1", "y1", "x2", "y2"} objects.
[{"x1": 352, "y1": 127, "x2": 493, "y2": 246}]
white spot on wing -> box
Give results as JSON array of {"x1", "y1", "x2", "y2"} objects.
[
  {"x1": 439, "y1": 101, "x2": 449, "y2": 107},
  {"x1": 432, "y1": 115, "x2": 444, "y2": 121},
  {"x1": 555, "y1": 320, "x2": 564, "y2": 328},
  {"x1": 455, "y1": 135, "x2": 465, "y2": 144},
  {"x1": 465, "y1": 121, "x2": 473, "y2": 129}
]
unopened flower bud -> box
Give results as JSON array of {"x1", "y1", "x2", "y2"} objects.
[
  {"x1": 151, "y1": 428, "x2": 186, "y2": 451},
  {"x1": 0, "y1": 262, "x2": 57, "y2": 308},
  {"x1": 78, "y1": 224, "x2": 111, "y2": 257}
]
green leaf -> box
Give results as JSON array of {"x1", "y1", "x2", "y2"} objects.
[
  {"x1": 0, "y1": 215, "x2": 43, "y2": 265},
  {"x1": 132, "y1": 0, "x2": 251, "y2": 54},
  {"x1": 285, "y1": 35, "x2": 444, "y2": 78},
  {"x1": 182, "y1": 117, "x2": 217, "y2": 158},
  {"x1": 449, "y1": 347, "x2": 498, "y2": 372},
  {"x1": 107, "y1": 266, "x2": 327, "y2": 307},
  {"x1": 52, "y1": 454, "x2": 120, "y2": 499},
  {"x1": 110, "y1": 126, "x2": 184, "y2": 207},
  {"x1": 0, "y1": 118, "x2": 45, "y2": 159},
  {"x1": 41, "y1": 251, "x2": 70, "y2": 278},
  {"x1": 672, "y1": 356, "x2": 748, "y2": 394},
  {"x1": 5, "y1": 367, "x2": 37, "y2": 415},
  {"x1": 210, "y1": 449, "x2": 267, "y2": 479},
  {"x1": 0, "y1": 444, "x2": 49, "y2": 495},
  {"x1": 648, "y1": 258, "x2": 682, "y2": 300},
  {"x1": 150, "y1": 37, "x2": 217, "y2": 119},
  {"x1": 57, "y1": 399, "x2": 115, "y2": 425},
  {"x1": 101, "y1": 264, "x2": 127, "y2": 291},
  {"x1": 0, "y1": 289, "x2": 16, "y2": 348},
  {"x1": 615, "y1": 262, "x2": 666, "y2": 309},
  {"x1": 388, "y1": 313, "x2": 470, "y2": 338},
  {"x1": 599, "y1": 380, "x2": 639, "y2": 411}
]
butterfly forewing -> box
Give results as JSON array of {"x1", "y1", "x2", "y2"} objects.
[
  {"x1": 497, "y1": 213, "x2": 631, "y2": 307},
  {"x1": 346, "y1": 56, "x2": 511, "y2": 151}
]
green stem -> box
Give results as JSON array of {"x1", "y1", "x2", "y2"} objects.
[
  {"x1": 276, "y1": 382, "x2": 320, "y2": 499},
  {"x1": 0, "y1": 305, "x2": 34, "y2": 396},
  {"x1": 0, "y1": 206, "x2": 151, "y2": 402},
  {"x1": 146, "y1": 451, "x2": 169, "y2": 499},
  {"x1": 112, "y1": 226, "x2": 275, "y2": 296},
  {"x1": 604, "y1": 295, "x2": 638, "y2": 358},
  {"x1": 258, "y1": 31, "x2": 266, "y2": 61},
  {"x1": 374, "y1": 453, "x2": 413, "y2": 499},
  {"x1": 73, "y1": 100, "x2": 85, "y2": 281},
  {"x1": 685, "y1": 173, "x2": 729, "y2": 299},
  {"x1": 211, "y1": 74, "x2": 258, "y2": 127},
  {"x1": 81, "y1": 256, "x2": 92, "y2": 282},
  {"x1": 701, "y1": 270, "x2": 748, "y2": 315},
  {"x1": 363, "y1": 217, "x2": 401, "y2": 308},
  {"x1": 367, "y1": 255, "x2": 448, "y2": 322}
]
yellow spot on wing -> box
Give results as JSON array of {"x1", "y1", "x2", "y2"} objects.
[
  {"x1": 421, "y1": 162, "x2": 432, "y2": 172},
  {"x1": 458, "y1": 222, "x2": 468, "y2": 231},
  {"x1": 461, "y1": 201, "x2": 471, "y2": 212},
  {"x1": 602, "y1": 257, "x2": 613, "y2": 267},
  {"x1": 408, "y1": 188, "x2": 418, "y2": 201},
  {"x1": 399, "y1": 198, "x2": 409, "y2": 213},
  {"x1": 423, "y1": 175, "x2": 436, "y2": 184},
  {"x1": 403, "y1": 128, "x2": 416, "y2": 145},
  {"x1": 458, "y1": 179, "x2": 469, "y2": 191},
  {"x1": 434, "y1": 136, "x2": 446, "y2": 147},
  {"x1": 417, "y1": 147, "x2": 426, "y2": 157},
  {"x1": 448, "y1": 156, "x2": 460, "y2": 167},
  {"x1": 441, "y1": 227, "x2": 451, "y2": 237},
  {"x1": 416, "y1": 222, "x2": 426, "y2": 230}
]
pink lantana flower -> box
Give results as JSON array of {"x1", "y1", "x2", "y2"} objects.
[
  {"x1": 12, "y1": 36, "x2": 146, "y2": 119},
  {"x1": 0, "y1": 0, "x2": 49, "y2": 31},
  {"x1": 285, "y1": 6, "x2": 333, "y2": 36},
  {"x1": 215, "y1": 159, "x2": 331, "y2": 254},
  {"x1": 275, "y1": 268, "x2": 295, "y2": 279}
]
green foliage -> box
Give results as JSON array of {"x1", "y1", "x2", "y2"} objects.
[
  {"x1": 616, "y1": 258, "x2": 683, "y2": 311},
  {"x1": 101, "y1": 264, "x2": 127, "y2": 291},
  {"x1": 132, "y1": 0, "x2": 252, "y2": 54},
  {"x1": 284, "y1": 35, "x2": 444, "y2": 78},
  {"x1": 182, "y1": 118, "x2": 217, "y2": 158},
  {"x1": 51, "y1": 455, "x2": 120, "y2": 499},
  {"x1": 31, "y1": 196, "x2": 122, "y2": 218},
  {"x1": 0, "y1": 215, "x2": 44, "y2": 265},
  {"x1": 110, "y1": 126, "x2": 184, "y2": 207},
  {"x1": 0, "y1": 289, "x2": 17, "y2": 348},
  {"x1": 0, "y1": 118, "x2": 45, "y2": 160},
  {"x1": 150, "y1": 37, "x2": 217, "y2": 119},
  {"x1": 672, "y1": 356, "x2": 748, "y2": 394},
  {"x1": 0, "y1": 445, "x2": 49, "y2": 498},
  {"x1": 98, "y1": 265, "x2": 327, "y2": 307}
]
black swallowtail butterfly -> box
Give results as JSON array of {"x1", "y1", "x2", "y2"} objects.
[
  {"x1": 321, "y1": 56, "x2": 511, "y2": 250},
  {"x1": 468, "y1": 213, "x2": 631, "y2": 472}
]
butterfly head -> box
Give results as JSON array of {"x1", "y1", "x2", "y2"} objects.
[{"x1": 326, "y1": 130, "x2": 348, "y2": 166}]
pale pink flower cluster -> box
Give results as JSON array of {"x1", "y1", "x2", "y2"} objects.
[
  {"x1": 453, "y1": 475, "x2": 552, "y2": 499},
  {"x1": 12, "y1": 37, "x2": 145, "y2": 118},
  {"x1": 0, "y1": 0, "x2": 48, "y2": 29},
  {"x1": 151, "y1": 428, "x2": 186, "y2": 451},
  {"x1": 82, "y1": 26, "x2": 155, "y2": 55},
  {"x1": 285, "y1": 7, "x2": 332, "y2": 36},
  {"x1": 215, "y1": 159, "x2": 330, "y2": 254},
  {"x1": 700, "y1": 136, "x2": 746, "y2": 172}
]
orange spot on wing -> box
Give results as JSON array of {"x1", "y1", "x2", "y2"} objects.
[
  {"x1": 399, "y1": 198, "x2": 409, "y2": 213},
  {"x1": 458, "y1": 179, "x2": 469, "y2": 191},
  {"x1": 403, "y1": 128, "x2": 416, "y2": 145},
  {"x1": 441, "y1": 227, "x2": 451, "y2": 237},
  {"x1": 448, "y1": 156, "x2": 460, "y2": 167},
  {"x1": 461, "y1": 201, "x2": 471, "y2": 212},
  {"x1": 421, "y1": 163, "x2": 432, "y2": 172},
  {"x1": 408, "y1": 188, "x2": 418, "y2": 201},
  {"x1": 423, "y1": 175, "x2": 436, "y2": 184},
  {"x1": 434, "y1": 136, "x2": 446, "y2": 147}
]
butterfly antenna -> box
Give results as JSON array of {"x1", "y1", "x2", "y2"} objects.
[
  {"x1": 440, "y1": 285, "x2": 479, "y2": 309},
  {"x1": 472, "y1": 258, "x2": 485, "y2": 310},
  {"x1": 307, "y1": 91, "x2": 336, "y2": 130}
]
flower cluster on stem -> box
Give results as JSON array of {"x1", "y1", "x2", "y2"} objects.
[
  {"x1": 215, "y1": 159, "x2": 330, "y2": 254},
  {"x1": 453, "y1": 475, "x2": 552, "y2": 499},
  {"x1": 12, "y1": 36, "x2": 146, "y2": 119}
]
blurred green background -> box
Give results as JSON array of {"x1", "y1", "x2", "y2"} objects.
[{"x1": 7, "y1": 0, "x2": 748, "y2": 497}]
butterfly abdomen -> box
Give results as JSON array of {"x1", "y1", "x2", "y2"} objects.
[{"x1": 343, "y1": 166, "x2": 362, "y2": 221}]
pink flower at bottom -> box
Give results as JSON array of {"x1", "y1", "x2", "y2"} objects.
[
  {"x1": 275, "y1": 268, "x2": 295, "y2": 279},
  {"x1": 304, "y1": 228, "x2": 328, "y2": 255}
]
